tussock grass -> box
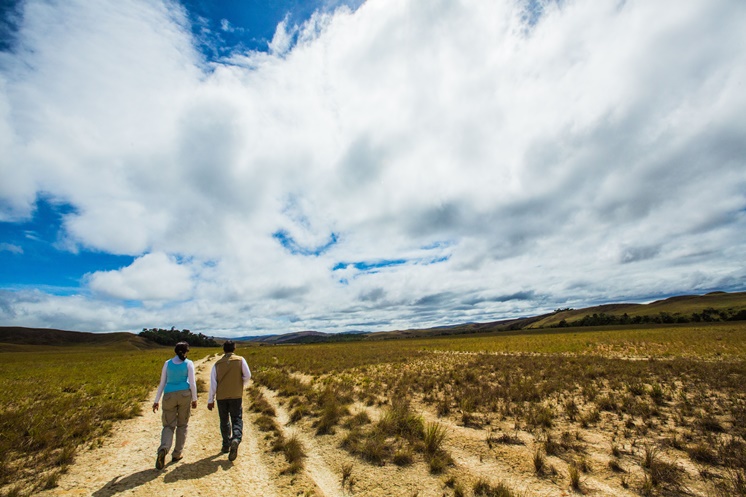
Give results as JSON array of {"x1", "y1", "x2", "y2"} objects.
[
  {"x1": 423, "y1": 421, "x2": 448, "y2": 456},
  {"x1": 487, "y1": 430, "x2": 523, "y2": 447},
  {"x1": 249, "y1": 388, "x2": 276, "y2": 417},
  {"x1": 472, "y1": 478, "x2": 518, "y2": 497},
  {"x1": 273, "y1": 433, "x2": 306, "y2": 474},
  {"x1": 568, "y1": 461, "x2": 582, "y2": 492},
  {"x1": 313, "y1": 387, "x2": 350, "y2": 435}
]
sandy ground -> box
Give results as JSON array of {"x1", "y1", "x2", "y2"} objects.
[
  {"x1": 36, "y1": 356, "x2": 284, "y2": 497},
  {"x1": 35, "y1": 354, "x2": 717, "y2": 497}
]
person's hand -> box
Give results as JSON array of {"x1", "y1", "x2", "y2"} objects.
[
  {"x1": 152, "y1": 403, "x2": 159, "y2": 413},
  {"x1": 207, "y1": 402, "x2": 214, "y2": 411},
  {"x1": 191, "y1": 400, "x2": 197, "y2": 409}
]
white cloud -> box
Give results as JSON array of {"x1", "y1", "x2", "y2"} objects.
[
  {"x1": 0, "y1": 243, "x2": 23, "y2": 254},
  {"x1": 0, "y1": 0, "x2": 745, "y2": 334},
  {"x1": 88, "y1": 252, "x2": 193, "y2": 302},
  {"x1": 268, "y1": 17, "x2": 296, "y2": 56}
]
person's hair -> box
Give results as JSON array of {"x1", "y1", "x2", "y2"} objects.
[
  {"x1": 174, "y1": 341, "x2": 190, "y2": 361},
  {"x1": 223, "y1": 340, "x2": 236, "y2": 353}
]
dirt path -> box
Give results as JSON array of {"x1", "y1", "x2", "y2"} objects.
[{"x1": 37, "y1": 356, "x2": 280, "y2": 497}]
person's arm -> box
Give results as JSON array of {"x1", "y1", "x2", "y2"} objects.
[
  {"x1": 187, "y1": 360, "x2": 198, "y2": 406},
  {"x1": 153, "y1": 361, "x2": 168, "y2": 412},
  {"x1": 207, "y1": 365, "x2": 217, "y2": 409},
  {"x1": 241, "y1": 358, "x2": 251, "y2": 387}
]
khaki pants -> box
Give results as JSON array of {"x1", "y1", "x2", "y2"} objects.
[{"x1": 159, "y1": 390, "x2": 192, "y2": 457}]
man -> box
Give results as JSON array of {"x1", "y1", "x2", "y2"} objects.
[{"x1": 207, "y1": 340, "x2": 251, "y2": 461}]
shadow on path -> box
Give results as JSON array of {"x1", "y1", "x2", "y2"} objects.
[
  {"x1": 92, "y1": 468, "x2": 160, "y2": 497},
  {"x1": 91, "y1": 453, "x2": 229, "y2": 496},
  {"x1": 163, "y1": 453, "x2": 231, "y2": 483}
]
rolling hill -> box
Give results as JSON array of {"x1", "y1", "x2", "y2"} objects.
[
  {"x1": 2, "y1": 291, "x2": 745, "y2": 347},
  {"x1": 0, "y1": 327, "x2": 160, "y2": 350}
]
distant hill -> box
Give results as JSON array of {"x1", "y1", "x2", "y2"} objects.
[
  {"x1": 2, "y1": 291, "x2": 744, "y2": 348},
  {"x1": 238, "y1": 330, "x2": 368, "y2": 345},
  {"x1": 0, "y1": 327, "x2": 160, "y2": 350},
  {"x1": 247, "y1": 291, "x2": 746, "y2": 343},
  {"x1": 529, "y1": 291, "x2": 746, "y2": 328}
]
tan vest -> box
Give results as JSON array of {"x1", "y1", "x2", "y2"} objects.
[{"x1": 215, "y1": 353, "x2": 245, "y2": 400}]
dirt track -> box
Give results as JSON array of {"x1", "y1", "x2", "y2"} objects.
[{"x1": 36, "y1": 356, "x2": 298, "y2": 497}]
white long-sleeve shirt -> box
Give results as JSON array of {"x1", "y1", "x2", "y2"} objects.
[
  {"x1": 208, "y1": 356, "x2": 251, "y2": 403},
  {"x1": 154, "y1": 356, "x2": 198, "y2": 403}
]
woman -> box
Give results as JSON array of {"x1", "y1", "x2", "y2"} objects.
[{"x1": 152, "y1": 341, "x2": 198, "y2": 469}]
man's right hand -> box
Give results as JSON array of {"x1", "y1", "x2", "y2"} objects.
[{"x1": 207, "y1": 402, "x2": 214, "y2": 411}]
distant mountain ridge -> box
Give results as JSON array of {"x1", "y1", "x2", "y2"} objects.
[
  {"x1": 0, "y1": 327, "x2": 159, "y2": 349},
  {"x1": 1, "y1": 291, "x2": 745, "y2": 347},
  {"x1": 236, "y1": 330, "x2": 370, "y2": 344}
]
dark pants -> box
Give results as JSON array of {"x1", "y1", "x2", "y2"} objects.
[{"x1": 217, "y1": 398, "x2": 243, "y2": 448}]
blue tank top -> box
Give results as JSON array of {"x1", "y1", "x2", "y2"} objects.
[{"x1": 164, "y1": 359, "x2": 189, "y2": 393}]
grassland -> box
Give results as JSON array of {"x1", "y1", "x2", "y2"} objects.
[
  {"x1": 0, "y1": 343, "x2": 216, "y2": 495},
  {"x1": 1, "y1": 318, "x2": 745, "y2": 496},
  {"x1": 243, "y1": 321, "x2": 746, "y2": 496}
]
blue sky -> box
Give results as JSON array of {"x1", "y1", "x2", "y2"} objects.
[
  {"x1": 180, "y1": 0, "x2": 362, "y2": 58},
  {"x1": 0, "y1": 197, "x2": 134, "y2": 292},
  {"x1": 0, "y1": 0, "x2": 745, "y2": 335}
]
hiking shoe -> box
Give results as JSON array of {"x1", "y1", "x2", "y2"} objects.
[
  {"x1": 228, "y1": 439, "x2": 239, "y2": 461},
  {"x1": 155, "y1": 448, "x2": 167, "y2": 470},
  {"x1": 171, "y1": 454, "x2": 183, "y2": 463},
  {"x1": 221, "y1": 445, "x2": 230, "y2": 454}
]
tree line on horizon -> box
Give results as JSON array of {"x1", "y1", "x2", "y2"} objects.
[
  {"x1": 553, "y1": 307, "x2": 746, "y2": 328},
  {"x1": 138, "y1": 327, "x2": 219, "y2": 347}
]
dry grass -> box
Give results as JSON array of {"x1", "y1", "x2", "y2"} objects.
[
  {"x1": 4, "y1": 320, "x2": 746, "y2": 496},
  {"x1": 242, "y1": 322, "x2": 745, "y2": 496},
  {"x1": 0, "y1": 344, "x2": 215, "y2": 495}
]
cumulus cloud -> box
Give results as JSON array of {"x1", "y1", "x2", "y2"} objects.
[
  {"x1": 0, "y1": 0, "x2": 745, "y2": 334},
  {"x1": 88, "y1": 253, "x2": 193, "y2": 302}
]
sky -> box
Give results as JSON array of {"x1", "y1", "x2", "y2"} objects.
[{"x1": 0, "y1": 0, "x2": 745, "y2": 337}]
